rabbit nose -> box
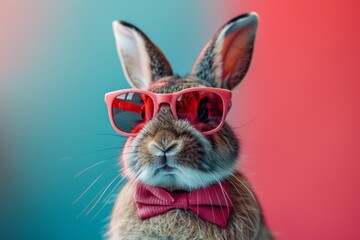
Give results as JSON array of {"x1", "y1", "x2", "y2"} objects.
[{"x1": 148, "y1": 140, "x2": 181, "y2": 156}]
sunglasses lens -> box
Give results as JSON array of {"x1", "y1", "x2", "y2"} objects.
[
  {"x1": 176, "y1": 90, "x2": 224, "y2": 132},
  {"x1": 111, "y1": 92, "x2": 154, "y2": 134}
]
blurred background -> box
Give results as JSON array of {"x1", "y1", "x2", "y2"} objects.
[{"x1": 1, "y1": 0, "x2": 360, "y2": 239}]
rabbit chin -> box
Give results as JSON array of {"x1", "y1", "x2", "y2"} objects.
[{"x1": 136, "y1": 165, "x2": 234, "y2": 191}]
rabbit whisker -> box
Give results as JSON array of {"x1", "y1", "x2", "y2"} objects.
[
  {"x1": 207, "y1": 172, "x2": 231, "y2": 218},
  {"x1": 227, "y1": 175, "x2": 260, "y2": 235},
  {"x1": 91, "y1": 176, "x2": 127, "y2": 221},
  {"x1": 229, "y1": 116, "x2": 257, "y2": 129},
  {"x1": 102, "y1": 177, "x2": 127, "y2": 204},
  {"x1": 75, "y1": 164, "x2": 119, "y2": 218},
  {"x1": 74, "y1": 163, "x2": 119, "y2": 206},
  {"x1": 198, "y1": 175, "x2": 216, "y2": 223},
  {"x1": 61, "y1": 146, "x2": 124, "y2": 161},
  {"x1": 105, "y1": 175, "x2": 139, "y2": 220},
  {"x1": 87, "y1": 175, "x2": 121, "y2": 216},
  {"x1": 74, "y1": 154, "x2": 119, "y2": 178},
  {"x1": 203, "y1": 174, "x2": 228, "y2": 223},
  {"x1": 71, "y1": 131, "x2": 125, "y2": 138}
]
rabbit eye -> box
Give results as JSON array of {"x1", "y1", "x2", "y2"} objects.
[
  {"x1": 197, "y1": 98, "x2": 209, "y2": 123},
  {"x1": 140, "y1": 107, "x2": 146, "y2": 119}
]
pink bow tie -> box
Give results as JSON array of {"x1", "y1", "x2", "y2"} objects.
[{"x1": 135, "y1": 181, "x2": 233, "y2": 228}]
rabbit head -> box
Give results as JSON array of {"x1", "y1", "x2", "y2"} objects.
[{"x1": 112, "y1": 13, "x2": 258, "y2": 191}]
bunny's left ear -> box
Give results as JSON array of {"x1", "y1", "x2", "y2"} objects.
[
  {"x1": 113, "y1": 21, "x2": 173, "y2": 89},
  {"x1": 192, "y1": 12, "x2": 258, "y2": 90}
]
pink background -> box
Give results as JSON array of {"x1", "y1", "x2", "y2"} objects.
[{"x1": 224, "y1": 0, "x2": 360, "y2": 239}]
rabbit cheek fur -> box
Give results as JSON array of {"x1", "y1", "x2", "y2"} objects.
[{"x1": 108, "y1": 12, "x2": 273, "y2": 240}]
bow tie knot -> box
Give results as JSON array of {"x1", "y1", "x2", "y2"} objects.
[
  {"x1": 171, "y1": 192, "x2": 189, "y2": 210},
  {"x1": 135, "y1": 181, "x2": 233, "y2": 228}
]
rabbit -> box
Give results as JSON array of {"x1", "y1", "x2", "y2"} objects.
[{"x1": 106, "y1": 12, "x2": 273, "y2": 240}]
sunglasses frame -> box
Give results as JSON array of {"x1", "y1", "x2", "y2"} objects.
[{"x1": 104, "y1": 87, "x2": 232, "y2": 137}]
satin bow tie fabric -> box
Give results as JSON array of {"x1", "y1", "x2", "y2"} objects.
[{"x1": 135, "y1": 181, "x2": 233, "y2": 228}]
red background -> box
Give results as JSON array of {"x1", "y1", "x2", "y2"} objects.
[{"x1": 223, "y1": 1, "x2": 360, "y2": 239}]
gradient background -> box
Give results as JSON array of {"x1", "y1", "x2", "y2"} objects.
[{"x1": 1, "y1": 0, "x2": 360, "y2": 239}]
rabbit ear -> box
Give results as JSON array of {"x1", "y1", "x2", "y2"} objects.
[
  {"x1": 192, "y1": 12, "x2": 258, "y2": 90},
  {"x1": 113, "y1": 21, "x2": 173, "y2": 89}
]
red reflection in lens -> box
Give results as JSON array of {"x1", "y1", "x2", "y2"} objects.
[
  {"x1": 112, "y1": 92, "x2": 154, "y2": 133},
  {"x1": 113, "y1": 99, "x2": 142, "y2": 113},
  {"x1": 176, "y1": 91, "x2": 223, "y2": 132}
]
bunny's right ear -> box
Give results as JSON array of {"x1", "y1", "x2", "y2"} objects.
[
  {"x1": 192, "y1": 12, "x2": 258, "y2": 90},
  {"x1": 112, "y1": 21, "x2": 173, "y2": 89}
]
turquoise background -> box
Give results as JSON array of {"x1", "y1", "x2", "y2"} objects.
[{"x1": 0, "y1": 1, "x2": 228, "y2": 239}]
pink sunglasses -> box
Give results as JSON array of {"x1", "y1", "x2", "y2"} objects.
[{"x1": 104, "y1": 87, "x2": 232, "y2": 137}]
